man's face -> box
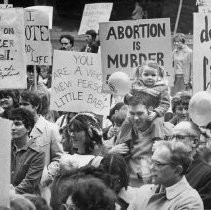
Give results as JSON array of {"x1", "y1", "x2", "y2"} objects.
[
  {"x1": 27, "y1": 70, "x2": 35, "y2": 82},
  {"x1": 19, "y1": 97, "x2": 36, "y2": 114},
  {"x1": 174, "y1": 40, "x2": 184, "y2": 50},
  {"x1": 85, "y1": 34, "x2": 93, "y2": 44},
  {"x1": 11, "y1": 120, "x2": 29, "y2": 140},
  {"x1": 151, "y1": 146, "x2": 178, "y2": 187},
  {"x1": 172, "y1": 123, "x2": 199, "y2": 150},
  {"x1": 129, "y1": 104, "x2": 149, "y2": 129},
  {"x1": 60, "y1": 37, "x2": 72, "y2": 51}
]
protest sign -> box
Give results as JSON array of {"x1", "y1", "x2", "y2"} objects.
[
  {"x1": 50, "y1": 50, "x2": 110, "y2": 115},
  {"x1": 193, "y1": 13, "x2": 211, "y2": 93},
  {"x1": 78, "y1": 3, "x2": 113, "y2": 35},
  {"x1": 24, "y1": 9, "x2": 52, "y2": 65},
  {"x1": 0, "y1": 118, "x2": 11, "y2": 207},
  {"x1": 99, "y1": 18, "x2": 173, "y2": 91},
  {"x1": 0, "y1": 8, "x2": 26, "y2": 89},
  {"x1": 0, "y1": 4, "x2": 13, "y2": 8},
  {"x1": 26, "y1": 6, "x2": 53, "y2": 29}
]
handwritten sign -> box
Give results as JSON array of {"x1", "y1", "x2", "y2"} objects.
[
  {"x1": 26, "y1": 6, "x2": 53, "y2": 29},
  {"x1": 0, "y1": 4, "x2": 13, "y2": 8},
  {"x1": 50, "y1": 50, "x2": 110, "y2": 115},
  {"x1": 193, "y1": 13, "x2": 211, "y2": 93},
  {"x1": 0, "y1": 8, "x2": 26, "y2": 89},
  {"x1": 99, "y1": 18, "x2": 173, "y2": 91},
  {"x1": 78, "y1": 3, "x2": 113, "y2": 35},
  {"x1": 0, "y1": 118, "x2": 11, "y2": 207},
  {"x1": 24, "y1": 9, "x2": 52, "y2": 65}
]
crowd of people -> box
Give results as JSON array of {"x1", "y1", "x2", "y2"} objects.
[{"x1": 0, "y1": 28, "x2": 211, "y2": 210}]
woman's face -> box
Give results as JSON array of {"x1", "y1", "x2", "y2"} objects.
[
  {"x1": 0, "y1": 95, "x2": 14, "y2": 110},
  {"x1": 68, "y1": 125, "x2": 86, "y2": 154}
]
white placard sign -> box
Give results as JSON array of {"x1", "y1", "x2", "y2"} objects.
[
  {"x1": 0, "y1": 8, "x2": 26, "y2": 89},
  {"x1": 78, "y1": 3, "x2": 113, "y2": 35},
  {"x1": 0, "y1": 4, "x2": 13, "y2": 8},
  {"x1": 50, "y1": 50, "x2": 110, "y2": 115},
  {"x1": 24, "y1": 9, "x2": 52, "y2": 65},
  {"x1": 0, "y1": 118, "x2": 11, "y2": 207},
  {"x1": 193, "y1": 13, "x2": 211, "y2": 93},
  {"x1": 99, "y1": 18, "x2": 173, "y2": 91},
  {"x1": 26, "y1": 6, "x2": 53, "y2": 29}
]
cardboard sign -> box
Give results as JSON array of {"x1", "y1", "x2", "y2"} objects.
[
  {"x1": 50, "y1": 50, "x2": 110, "y2": 115},
  {"x1": 99, "y1": 18, "x2": 173, "y2": 91},
  {"x1": 26, "y1": 6, "x2": 53, "y2": 29},
  {"x1": 0, "y1": 8, "x2": 26, "y2": 89},
  {"x1": 0, "y1": 118, "x2": 11, "y2": 207},
  {"x1": 24, "y1": 9, "x2": 52, "y2": 65},
  {"x1": 78, "y1": 3, "x2": 113, "y2": 35},
  {"x1": 193, "y1": 13, "x2": 211, "y2": 93},
  {"x1": 0, "y1": 4, "x2": 13, "y2": 8}
]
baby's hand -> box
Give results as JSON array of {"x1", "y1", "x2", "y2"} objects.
[{"x1": 148, "y1": 111, "x2": 157, "y2": 121}]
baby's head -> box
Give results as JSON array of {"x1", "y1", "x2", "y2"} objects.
[{"x1": 134, "y1": 60, "x2": 163, "y2": 87}]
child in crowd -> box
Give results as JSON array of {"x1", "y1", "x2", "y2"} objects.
[{"x1": 131, "y1": 60, "x2": 170, "y2": 120}]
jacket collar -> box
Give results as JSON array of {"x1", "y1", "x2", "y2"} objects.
[{"x1": 165, "y1": 176, "x2": 190, "y2": 200}]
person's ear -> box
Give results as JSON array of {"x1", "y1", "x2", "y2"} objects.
[{"x1": 175, "y1": 165, "x2": 183, "y2": 176}]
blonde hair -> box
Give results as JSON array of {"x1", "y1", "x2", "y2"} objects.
[{"x1": 133, "y1": 60, "x2": 164, "y2": 82}]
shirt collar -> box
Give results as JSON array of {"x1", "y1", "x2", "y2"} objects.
[
  {"x1": 165, "y1": 176, "x2": 189, "y2": 200},
  {"x1": 34, "y1": 115, "x2": 46, "y2": 133}
]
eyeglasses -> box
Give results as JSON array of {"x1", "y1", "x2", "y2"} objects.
[
  {"x1": 67, "y1": 128, "x2": 83, "y2": 135},
  {"x1": 151, "y1": 160, "x2": 173, "y2": 168},
  {"x1": 60, "y1": 203, "x2": 76, "y2": 210},
  {"x1": 170, "y1": 134, "x2": 198, "y2": 141}
]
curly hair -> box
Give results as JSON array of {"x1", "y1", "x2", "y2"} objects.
[
  {"x1": 9, "y1": 108, "x2": 35, "y2": 130},
  {"x1": 171, "y1": 91, "x2": 192, "y2": 113}
]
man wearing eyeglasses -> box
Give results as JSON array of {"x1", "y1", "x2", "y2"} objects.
[
  {"x1": 128, "y1": 140, "x2": 203, "y2": 210},
  {"x1": 173, "y1": 121, "x2": 211, "y2": 209}
]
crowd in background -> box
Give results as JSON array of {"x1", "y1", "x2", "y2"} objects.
[{"x1": 1, "y1": 27, "x2": 211, "y2": 210}]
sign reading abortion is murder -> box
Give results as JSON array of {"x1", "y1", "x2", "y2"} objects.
[
  {"x1": 99, "y1": 18, "x2": 173, "y2": 91},
  {"x1": 78, "y1": 3, "x2": 113, "y2": 35},
  {"x1": 25, "y1": 9, "x2": 52, "y2": 65},
  {"x1": 50, "y1": 50, "x2": 110, "y2": 115},
  {"x1": 193, "y1": 13, "x2": 211, "y2": 93},
  {"x1": 0, "y1": 8, "x2": 26, "y2": 89}
]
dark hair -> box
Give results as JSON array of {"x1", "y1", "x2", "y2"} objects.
[
  {"x1": 23, "y1": 194, "x2": 50, "y2": 210},
  {"x1": 59, "y1": 34, "x2": 74, "y2": 46},
  {"x1": 20, "y1": 90, "x2": 41, "y2": 112},
  {"x1": 157, "y1": 141, "x2": 193, "y2": 175},
  {"x1": 68, "y1": 113, "x2": 102, "y2": 154},
  {"x1": 72, "y1": 177, "x2": 116, "y2": 210},
  {"x1": 10, "y1": 108, "x2": 35, "y2": 130},
  {"x1": 0, "y1": 89, "x2": 19, "y2": 109},
  {"x1": 86, "y1": 29, "x2": 97, "y2": 40},
  {"x1": 10, "y1": 197, "x2": 36, "y2": 210},
  {"x1": 99, "y1": 154, "x2": 129, "y2": 192},
  {"x1": 173, "y1": 33, "x2": 186, "y2": 44},
  {"x1": 108, "y1": 102, "x2": 125, "y2": 121},
  {"x1": 172, "y1": 91, "x2": 192, "y2": 113},
  {"x1": 51, "y1": 166, "x2": 118, "y2": 210}
]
